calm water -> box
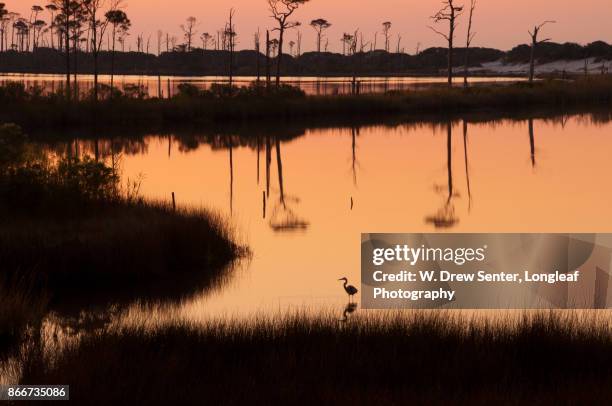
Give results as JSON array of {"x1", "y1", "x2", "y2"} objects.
[
  {"x1": 0, "y1": 73, "x2": 522, "y2": 96},
  {"x1": 38, "y1": 113, "x2": 612, "y2": 324},
  {"x1": 3, "y1": 113, "x2": 612, "y2": 384}
]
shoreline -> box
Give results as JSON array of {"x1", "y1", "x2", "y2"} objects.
[{"x1": 1, "y1": 76, "x2": 612, "y2": 132}]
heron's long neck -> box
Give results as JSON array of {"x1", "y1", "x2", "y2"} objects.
[{"x1": 343, "y1": 280, "x2": 348, "y2": 288}]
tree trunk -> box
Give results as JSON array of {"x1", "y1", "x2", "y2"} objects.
[
  {"x1": 529, "y1": 37, "x2": 536, "y2": 83},
  {"x1": 447, "y1": 27, "x2": 453, "y2": 87},
  {"x1": 110, "y1": 29, "x2": 116, "y2": 97},
  {"x1": 463, "y1": 47, "x2": 469, "y2": 88},
  {"x1": 65, "y1": 7, "x2": 70, "y2": 99},
  {"x1": 265, "y1": 30, "x2": 270, "y2": 89},
  {"x1": 93, "y1": 11, "x2": 98, "y2": 102},
  {"x1": 276, "y1": 27, "x2": 284, "y2": 87}
]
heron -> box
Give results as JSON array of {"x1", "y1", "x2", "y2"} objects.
[{"x1": 338, "y1": 277, "x2": 358, "y2": 302}]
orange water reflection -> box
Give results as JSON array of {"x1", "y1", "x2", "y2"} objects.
[
  {"x1": 1, "y1": 73, "x2": 523, "y2": 97},
  {"x1": 55, "y1": 114, "x2": 612, "y2": 320}
]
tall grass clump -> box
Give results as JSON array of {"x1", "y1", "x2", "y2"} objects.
[
  {"x1": 20, "y1": 310, "x2": 612, "y2": 404},
  {"x1": 0, "y1": 274, "x2": 47, "y2": 357}
]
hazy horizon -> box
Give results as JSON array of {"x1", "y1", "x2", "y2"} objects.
[{"x1": 8, "y1": 0, "x2": 612, "y2": 53}]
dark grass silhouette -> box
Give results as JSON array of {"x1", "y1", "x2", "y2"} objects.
[
  {"x1": 0, "y1": 275, "x2": 47, "y2": 357},
  {"x1": 0, "y1": 200, "x2": 242, "y2": 306},
  {"x1": 0, "y1": 125, "x2": 245, "y2": 358},
  {"x1": 1, "y1": 76, "x2": 612, "y2": 131},
  {"x1": 20, "y1": 311, "x2": 612, "y2": 405}
]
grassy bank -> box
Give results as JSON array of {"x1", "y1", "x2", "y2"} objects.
[
  {"x1": 21, "y1": 311, "x2": 612, "y2": 405},
  {"x1": 1, "y1": 77, "x2": 612, "y2": 131},
  {"x1": 0, "y1": 125, "x2": 244, "y2": 355},
  {"x1": 0, "y1": 276, "x2": 47, "y2": 357}
]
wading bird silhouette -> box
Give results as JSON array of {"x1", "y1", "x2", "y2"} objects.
[{"x1": 338, "y1": 277, "x2": 358, "y2": 302}]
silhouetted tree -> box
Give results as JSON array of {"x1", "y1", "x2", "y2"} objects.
[
  {"x1": 309, "y1": 18, "x2": 330, "y2": 53},
  {"x1": 14, "y1": 19, "x2": 28, "y2": 52},
  {"x1": 254, "y1": 29, "x2": 261, "y2": 82},
  {"x1": 83, "y1": 0, "x2": 111, "y2": 101},
  {"x1": 267, "y1": 0, "x2": 309, "y2": 87},
  {"x1": 288, "y1": 39, "x2": 295, "y2": 55},
  {"x1": 32, "y1": 19, "x2": 46, "y2": 50},
  {"x1": 341, "y1": 32, "x2": 353, "y2": 55},
  {"x1": 105, "y1": 7, "x2": 130, "y2": 95},
  {"x1": 200, "y1": 31, "x2": 212, "y2": 50},
  {"x1": 269, "y1": 38, "x2": 278, "y2": 57},
  {"x1": 29, "y1": 5, "x2": 44, "y2": 50},
  {"x1": 463, "y1": 0, "x2": 476, "y2": 88},
  {"x1": 180, "y1": 16, "x2": 197, "y2": 51},
  {"x1": 68, "y1": 1, "x2": 86, "y2": 99},
  {"x1": 265, "y1": 30, "x2": 271, "y2": 88},
  {"x1": 382, "y1": 21, "x2": 391, "y2": 52},
  {"x1": 29, "y1": 5, "x2": 44, "y2": 49},
  {"x1": 52, "y1": 0, "x2": 72, "y2": 97},
  {"x1": 528, "y1": 20, "x2": 555, "y2": 83},
  {"x1": 6, "y1": 11, "x2": 19, "y2": 51},
  {"x1": 45, "y1": 4, "x2": 58, "y2": 49},
  {"x1": 429, "y1": 0, "x2": 464, "y2": 87},
  {"x1": 225, "y1": 9, "x2": 236, "y2": 89},
  {"x1": 0, "y1": 4, "x2": 8, "y2": 52}
]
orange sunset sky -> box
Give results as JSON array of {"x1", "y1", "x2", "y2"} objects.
[{"x1": 11, "y1": 0, "x2": 612, "y2": 52}]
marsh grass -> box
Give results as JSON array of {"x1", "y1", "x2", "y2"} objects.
[
  {"x1": 0, "y1": 275, "x2": 47, "y2": 357},
  {"x1": 19, "y1": 310, "x2": 612, "y2": 404},
  {"x1": 1, "y1": 77, "x2": 612, "y2": 131},
  {"x1": 0, "y1": 125, "x2": 245, "y2": 358},
  {"x1": 0, "y1": 200, "x2": 243, "y2": 306}
]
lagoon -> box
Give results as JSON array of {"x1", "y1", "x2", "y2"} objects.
[{"x1": 33, "y1": 111, "x2": 612, "y2": 324}]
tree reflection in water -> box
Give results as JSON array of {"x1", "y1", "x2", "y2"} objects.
[{"x1": 425, "y1": 121, "x2": 459, "y2": 229}]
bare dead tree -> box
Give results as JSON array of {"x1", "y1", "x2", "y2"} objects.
[
  {"x1": 429, "y1": 0, "x2": 464, "y2": 87},
  {"x1": 341, "y1": 32, "x2": 353, "y2": 55},
  {"x1": 268, "y1": 0, "x2": 310, "y2": 87},
  {"x1": 180, "y1": 16, "x2": 197, "y2": 51},
  {"x1": 266, "y1": 30, "x2": 271, "y2": 88},
  {"x1": 255, "y1": 29, "x2": 261, "y2": 82},
  {"x1": 463, "y1": 0, "x2": 476, "y2": 88},
  {"x1": 157, "y1": 29, "x2": 162, "y2": 55},
  {"x1": 528, "y1": 20, "x2": 555, "y2": 83},
  {"x1": 310, "y1": 18, "x2": 330, "y2": 53},
  {"x1": 225, "y1": 8, "x2": 236, "y2": 89},
  {"x1": 288, "y1": 39, "x2": 296, "y2": 56},
  {"x1": 382, "y1": 21, "x2": 391, "y2": 52},
  {"x1": 201, "y1": 32, "x2": 212, "y2": 50}
]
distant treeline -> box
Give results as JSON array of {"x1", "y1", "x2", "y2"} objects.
[{"x1": 1, "y1": 41, "x2": 609, "y2": 77}]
